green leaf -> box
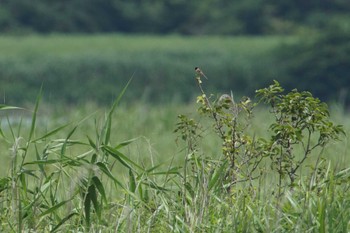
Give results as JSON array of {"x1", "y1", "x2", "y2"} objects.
[
  {"x1": 87, "y1": 135, "x2": 97, "y2": 151},
  {"x1": 0, "y1": 104, "x2": 23, "y2": 110},
  {"x1": 95, "y1": 162, "x2": 125, "y2": 188},
  {"x1": 39, "y1": 199, "x2": 71, "y2": 218},
  {"x1": 103, "y1": 116, "x2": 112, "y2": 146},
  {"x1": 88, "y1": 184, "x2": 101, "y2": 220},
  {"x1": 31, "y1": 123, "x2": 71, "y2": 143},
  {"x1": 24, "y1": 159, "x2": 63, "y2": 165},
  {"x1": 142, "y1": 180, "x2": 168, "y2": 192},
  {"x1": 208, "y1": 161, "x2": 227, "y2": 191},
  {"x1": 84, "y1": 192, "x2": 91, "y2": 227},
  {"x1": 92, "y1": 176, "x2": 107, "y2": 204},
  {"x1": 148, "y1": 166, "x2": 181, "y2": 175},
  {"x1": 102, "y1": 145, "x2": 143, "y2": 170},
  {"x1": 28, "y1": 84, "x2": 43, "y2": 142},
  {"x1": 102, "y1": 77, "x2": 133, "y2": 146},
  {"x1": 184, "y1": 182, "x2": 195, "y2": 199},
  {"x1": 115, "y1": 138, "x2": 138, "y2": 150},
  {"x1": 50, "y1": 212, "x2": 78, "y2": 233},
  {"x1": 129, "y1": 169, "x2": 136, "y2": 193},
  {"x1": 60, "y1": 126, "x2": 78, "y2": 157}
]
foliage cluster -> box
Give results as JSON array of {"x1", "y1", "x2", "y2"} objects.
[
  {"x1": 176, "y1": 76, "x2": 344, "y2": 194},
  {"x1": 1, "y1": 0, "x2": 349, "y2": 35},
  {"x1": 0, "y1": 79, "x2": 349, "y2": 232}
]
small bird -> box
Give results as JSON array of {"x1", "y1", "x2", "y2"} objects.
[{"x1": 195, "y1": 67, "x2": 208, "y2": 79}]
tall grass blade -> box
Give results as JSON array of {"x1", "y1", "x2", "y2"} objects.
[
  {"x1": 0, "y1": 126, "x2": 6, "y2": 140},
  {"x1": 19, "y1": 172, "x2": 28, "y2": 196},
  {"x1": 6, "y1": 115, "x2": 16, "y2": 140},
  {"x1": 148, "y1": 166, "x2": 181, "y2": 175},
  {"x1": 0, "y1": 104, "x2": 23, "y2": 110},
  {"x1": 318, "y1": 198, "x2": 326, "y2": 233},
  {"x1": 103, "y1": 115, "x2": 112, "y2": 146},
  {"x1": 84, "y1": 192, "x2": 91, "y2": 228},
  {"x1": 28, "y1": 85, "x2": 43, "y2": 142},
  {"x1": 38, "y1": 199, "x2": 71, "y2": 218},
  {"x1": 24, "y1": 159, "x2": 63, "y2": 165},
  {"x1": 108, "y1": 76, "x2": 134, "y2": 118},
  {"x1": 142, "y1": 180, "x2": 168, "y2": 192},
  {"x1": 208, "y1": 161, "x2": 227, "y2": 191},
  {"x1": 32, "y1": 123, "x2": 71, "y2": 143},
  {"x1": 60, "y1": 126, "x2": 78, "y2": 156},
  {"x1": 115, "y1": 138, "x2": 138, "y2": 149},
  {"x1": 95, "y1": 162, "x2": 125, "y2": 188},
  {"x1": 129, "y1": 169, "x2": 136, "y2": 193},
  {"x1": 103, "y1": 77, "x2": 133, "y2": 146},
  {"x1": 50, "y1": 212, "x2": 78, "y2": 233},
  {"x1": 102, "y1": 145, "x2": 143, "y2": 170},
  {"x1": 34, "y1": 145, "x2": 46, "y2": 177},
  {"x1": 87, "y1": 135, "x2": 98, "y2": 151}
]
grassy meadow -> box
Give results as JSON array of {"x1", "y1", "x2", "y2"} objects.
[
  {"x1": 0, "y1": 34, "x2": 350, "y2": 232},
  {"x1": 1, "y1": 95, "x2": 349, "y2": 232},
  {"x1": 0, "y1": 34, "x2": 296, "y2": 104}
]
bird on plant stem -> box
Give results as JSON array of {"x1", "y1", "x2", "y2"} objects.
[{"x1": 195, "y1": 67, "x2": 208, "y2": 79}]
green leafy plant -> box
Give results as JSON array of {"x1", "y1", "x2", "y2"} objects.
[
  {"x1": 176, "y1": 76, "x2": 344, "y2": 195},
  {"x1": 256, "y1": 80, "x2": 345, "y2": 190}
]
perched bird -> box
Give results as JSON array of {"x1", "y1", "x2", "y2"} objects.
[{"x1": 195, "y1": 67, "x2": 208, "y2": 79}]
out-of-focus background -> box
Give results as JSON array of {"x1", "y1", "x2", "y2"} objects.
[
  {"x1": 0, "y1": 0, "x2": 349, "y2": 107},
  {"x1": 1, "y1": 2, "x2": 350, "y2": 232}
]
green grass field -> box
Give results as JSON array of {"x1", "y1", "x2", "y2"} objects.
[
  {"x1": 0, "y1": 34, "x2": 297, "y2": 105},
  {"x1": 0, "y1": 34, "x2": 349, "y2": 232},
  {"x1": 0, "y1": 34, "x2": 293, "y2": 57},
  {"x1": 1, "y1": 90, "x2": 349, "y2": 232}
]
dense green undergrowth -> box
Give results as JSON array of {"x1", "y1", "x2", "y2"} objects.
[{"x1": 0, "y1": 79, "x2": 349, "y2": 232}]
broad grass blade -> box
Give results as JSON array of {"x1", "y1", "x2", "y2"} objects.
[
  {"x1": 129, "y1": 169, "x2": 136, "y2": 193},
  {"x1": 50, "y1": 212, "x2": 78, "y2": 233},
  {"x1": 92, "y1": 176, "x2": 107, "y2": 204},
  {"x1": 84, "y1": 192, "x2": 91, "y2": 227},
  {"x1": 95, "y1": 162, "x2": 125, "y2": 189},
  {"x1": 115, "y1": 138, "x2": 138, "y2": 149},
  {"x1": 32, "y1": 123, "x2": 71, "y2": 143},
  {"x1": 39, "y1": 199, "x2": 71, "y2": 217},
  {"x1": 208, "y1": 161, "x2": 227, "y2": 191},
  {"x1": 102, "y1": 145, "x2": 142, "y2": 170},
  {"x1": 0, "y1": 104, "x2": 23, "y2": 110},
  {"x1": 88, "y1": 184, "x2": 101, "y2": 220}
]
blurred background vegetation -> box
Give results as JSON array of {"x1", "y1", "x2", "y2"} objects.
[{"x1": 0, "y1": 0, "x2": 349, "y2": 107}]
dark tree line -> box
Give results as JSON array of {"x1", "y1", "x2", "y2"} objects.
[{"x1": 1, "y1": 0, "x2": 349, "y2": 34}]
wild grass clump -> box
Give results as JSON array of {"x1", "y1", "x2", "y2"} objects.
[{"x1": 0, "y1": 76, "x2": 349, "y2": 232}]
